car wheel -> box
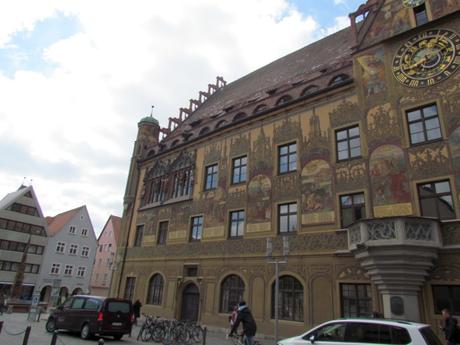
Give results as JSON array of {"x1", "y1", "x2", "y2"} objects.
[
  {"x1": 113, "y1": 334, "x2": 123, "y2": 340},
  {"x1": 80, "y1": 323, "x2": 91, "y2": 340},
  {"x1": 45, "y1": 318, "x2": 56, "y2": 333}
]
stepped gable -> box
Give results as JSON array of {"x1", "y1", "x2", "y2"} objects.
[{"x1": 159, "y1": 26, "x2": 354, "y2": 148}]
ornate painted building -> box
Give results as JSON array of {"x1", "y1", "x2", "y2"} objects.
[{"x1": 111, "y1": 0, "x2": 460, "y2": 338}]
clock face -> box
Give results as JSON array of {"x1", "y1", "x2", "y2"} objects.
[
  {"x1": 392, "y1": 29, "x2": 460, "y2": 88},
  {"x1": 402, "y1": 0, "x2": 425, "y2": 8}
]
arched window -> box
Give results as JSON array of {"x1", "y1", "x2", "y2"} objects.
[
  {"x1": 271, "y1": 275, "x2": 303, "y2": 321},
  {"x1": 199, "y1": 127, "x2": 210, "y2": 136},
  {"x1": 146, "y1": 274, "x2": 164, "y2": 305},
  {"x1": 329, "y1": 74, "x2": 350, "y2": 86},
  {"x1": 253, "y1": 104, "x2": 268, "y2": 114},
  {"x1": 220, "y1": 275, "x2": 245, "y2": 313},
  {"x1": 301, "y1": 85, "x2": 319, "y2": 96},
  {"x1": 276, "y1": 95, "x2": 293, "y2": 106},
  {"x1": 233, "y1": 112, "x2": 247, "y2": 122},
  {"x1": 215, "y1": 120, "x2": 227, "y2": 129}
]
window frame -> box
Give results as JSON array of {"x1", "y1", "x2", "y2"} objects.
[
  {"x1": 146, "y1": 273, "x2": 164, "y2": 305},
  {"x1": 56, "y1": 242, "x2": 66, "y2": 254},
  {"x1": 271, "y1": 275, "x2": 304, "y2": 322},
  {"x1": 414, "y1": 4, "x2": 428, "y2": 26},
  {"x1": 69, "y1": 226, "x2": 76, "y2": 235},
  {"x1": 278, "y1": 202, "x2": 298, "y2": 234},
  {"x1": 190, "y1": 215, "x2": 204, "y2": 242},
  {"x1": 69, "y1": 244, "x2": 78, "y2": 255},
  {"x1": 64, "y1": 264, "x2": 73, "y2": 276},
  {"x1": 157, "y1": 221, "x2": 169, "y2": 245},
  {"x1": 417, "y1": 180, "x2": 455, "y2": 220},
  {"x1": 220, "y1": 274, "x2": 245, "y2": 313},
  {"x1": 50, "y1": 263, "x2": 61, "y2": 275},
  {"x1": 340, "y1": 192, "x2": 366, "y2": 228},
  {"x1": 340, "y1": 283, "x2": 373, "y2": 318},
  {"x1": 81, "y1": 246, "x2": 90, "y2": 257},
  {"x1": 133, "y1": 224, "x2": 144, "y2": 247},
  {"x1": 76, "y1": 266, "x2": 86, "y2": 278},
  {"x1": 204, "y1": 164, "x2": 218, "y2": 191},
  {"x1": 432, "y1": 285, "x2": 460, "y2": 315},
  {"x1": 335, "y1": 125, "x2": 361, "y2": 162},
  {"x1": 278, "y1": 142, "x2": 297, "y2": 175},
  {"x1": 406, "y1": 103, "x2": 442, "y2": 146},
  {"x1": 229, "y1": 210, "x2": 245, "y2": 239},
  {"x1": 231, "y1": 155, "x2": 248, "y2": 185}
]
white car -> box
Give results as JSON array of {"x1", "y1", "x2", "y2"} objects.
[{"x1": 278, "y1": 318, "x2": 443, "y2": 345}]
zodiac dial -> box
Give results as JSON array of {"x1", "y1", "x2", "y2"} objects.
[{"x1": 392, "y1": 29, "x2": 460, "y2": 88}]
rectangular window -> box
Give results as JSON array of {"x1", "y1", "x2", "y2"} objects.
[
  {"x1": 184, "y1": 265, "x2": 198, "y2": 277},
  {"x1": 133, "y1": 225, "x2": 144, "y2": 247},
  {"x1": 157, "y1": 221, "x2": 168, "y2": 245},
  {"x1": 81, "y1": 246, "x2": 89, "y2": 257},
  {"x1": 190, "y1": 216, "x2": 203, "y2": 241},
  {"x1": 50, "y1": 263, "x2": 60, "y2": 275},
  {"x1": 407, "y1": 104, "x2": 442, "y2": 145},
  {"x1": 81, "y1": 228, "x2": 88, "y2": 237},
  {"x1": 124, "y1": 277, "x2": 136, "y2": 301},
  {"x1": 69, "y1": 226, "x2": 76, "y2": 235},
  {"x1": 278, "y1": 143, "x2": 297, "y2": 174},
  {"x1": 336, "y1": 126, "x2": 361, "y2": 161},
  {"x1": 204, "y1": 164, "x2": 218, "y2": 190},
  {"x1": 414, "y1": 4, "x2": 428, "y2": 26},
  {"x1": 340, "y1": 283, "x2": 372, "y2": 318},
  {"x1": 278, "y1": 202, "x2": 297, "y2": 233},
  {"x1": 418, "y1": 180, "x2": 455, "y2": 220},
  {"x1": 77, "y1": 266, "x2": 86, "y2": 278},
  {"x1": 232, "y1": 156, "x2": 247, "y2": 184},
  {"x1": 64, "y1": 265, "x2": 73, "y2": 276},
  {"x1": 340, "y1": 193, "x2": 366, "y2": 228},
  {"x1": 229, "y1": 210, "x2": 245, "y2": 238},
  {"x1": 56, "y1": 242, "x2": 65, "y2": 253},
  {"x1": 432, "y1": 285, "x2": 460, "y2": 314},
  {"x1": 69, "y1": 244, "x2": 78, "y2": 255}
]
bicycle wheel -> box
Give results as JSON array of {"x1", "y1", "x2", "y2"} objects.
[
  {"x1": 140, "y1": 327, "x2": 153, "y2": 342},
  {"x1": 191, "y1": 326, "x2": 204, "y2": 343}
]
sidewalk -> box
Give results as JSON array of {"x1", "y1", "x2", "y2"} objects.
[{"x1": 0, "y1": 312, "x2": 235, "y2": 345}]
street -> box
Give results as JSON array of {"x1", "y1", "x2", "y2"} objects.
[{"x1": 0, "y1": 313, "x2": 233, "y2": 345}]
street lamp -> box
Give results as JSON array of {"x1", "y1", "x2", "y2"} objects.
[{"x1": 267, "y1": 237, "x2": 289, "y2": 345}]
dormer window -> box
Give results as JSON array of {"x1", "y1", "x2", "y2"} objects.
[
  {"x1": 329, "y1": 74, "x2": 350, "y2": 87},
  {"x1": 253, "y1": 104, "x2": 268, "y2": 114}
]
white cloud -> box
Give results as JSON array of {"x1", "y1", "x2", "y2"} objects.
[{"x1": 0, "y1": 0, "x2": 348, "y2": 233}]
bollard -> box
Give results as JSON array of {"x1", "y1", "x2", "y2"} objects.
[
  {"x1": 202, "y1": 326, "x2": 207, "y2": 345},
  {"x1": 22, "y1": 326, "x2": 31, "y2": 345},
  {"x1": 0, "y1": 321, "x2": 3, "y2": 334},
  {"x1": 98, "y1": 338, "x2": 104, "y2": 344},
  {"x1": 50, "y1": 331, "x2": 58, "y2": 345}
]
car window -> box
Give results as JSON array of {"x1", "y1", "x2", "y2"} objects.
[
  {"x1": 391, "y1": 326, "x2": 411, "y2": 344},
  {"x1": 84, "y1": 298, "x2": 101, "y2": 311},
  {"x1": 62, "y1": 298, "x2": 73, "y2": 308},
  {"x1": 420, "y1": 326, "x2": 443, "y2": 345},
  {"x1": 71, "y1": 297, "x2": 86, "y2": 309},
  {"x1": 107, "y1": 301, "x2": 130, "y2": 313},
  {"x1": 314, "y1": 322, "x2": 347, "y2": 342},
  {"x1": 345, "y1": 322, "x2": 380, "y2": 343}
]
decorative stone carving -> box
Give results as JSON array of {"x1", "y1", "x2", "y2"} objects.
[
  {"x1": 430, "y1": 265, "x2": 460, "y2": 282},
  {"x1": 405, "y1": 222, "x2": 432, "y2": 241},
  {"x1": 442, "y1": 222, "x2": 460, "y2": 245},
  {"x1": 337, "y1": 266, "x2": 368, "y2": 281},
  {"x1": 367, "y1": 221, "x2": 396, "y2": 240},
  {"x1": 349, "y1": 225, "x2": 361, "y2": 244}
]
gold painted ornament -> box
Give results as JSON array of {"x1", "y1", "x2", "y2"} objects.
[
  {"x1": 392, "y1": 29, "x2": 460, "y2": 88},
  {"x1": 402, "y1": 0, "x2": 425, "y2": 8}
]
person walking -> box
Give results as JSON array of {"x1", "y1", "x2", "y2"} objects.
[
  {"x1": 229, "y1": 305, "x2": 238, "y2": 328},
  {"x1": 133, "y1": 299, "x2": 142, "y2": 326},
  {"x1": 441, "y1": 308, "x2": 458, "y2": 345},
  {"x1": 228, "y1": 301, "x2": 257, "y2": 345},
  {"x1": 0, "y1": 293, "x2": 4, "y2": 315}
]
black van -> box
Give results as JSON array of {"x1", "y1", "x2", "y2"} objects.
[{"x1": 46, "y1": 295, "x2": 133, "y2": 340}]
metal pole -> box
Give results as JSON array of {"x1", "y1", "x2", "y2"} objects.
[
  {"x1": 50, "y1": 331, "x2": 58, "y2": 345},
  {"x1": 275, "y1": 259, "x2": 279, "y2": 345},
  {"x1": 22, "y1": 326, "x2": 31, "y2": 345},
  {"x1": 0, "y1": 321, "x2": 3, "y2": 334}
]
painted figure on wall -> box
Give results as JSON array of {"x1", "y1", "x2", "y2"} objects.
[
  {"x1": 250, "y1": 128, "x2": 273, "y2": 178},
  {"x1": 301, "y1": 159, "x2": 334, "y2": 224},
  {"x1": 248, "y1": 175, "x2": 272, "y2": 223},
  {"x1": 367, "y1": 1, "x2": 412, "y2": 44},
  {"x1": 357, "y1": 49, "x2": 386, "y2": 96},
  {"x1": 366, "y1": 103, "x2": 400, "y2": 146},
  {"x1": 430, "y1": 0, "x2": 460, "y2": 20},
  {"x1": 370, "y1": 145, "x2": 410, "y2": 206}
]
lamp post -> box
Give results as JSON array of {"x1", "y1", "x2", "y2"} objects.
[{"x1": 267, "y1": 237, "x2": 289, "y2": 345}]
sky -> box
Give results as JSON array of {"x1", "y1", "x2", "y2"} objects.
[{"x1": 0, "y1": 0, "x2": 364, "y2": 235}]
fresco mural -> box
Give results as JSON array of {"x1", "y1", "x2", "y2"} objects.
[
  {"x1": 430, "y1": 0, "x2": 460, "y2": 20},
  {"x1": 329, "y1": 99, "x2": 361, "y2": 129},
  {"x1": 336, "y1": 161, "x2": 367, "y2": 192},
  {"x1": 301, "y1": 109, "x2": 330, "y2": 165},
  {"x1": 370, "y1": 144, "x2": 410, "y2": 206},
  {"x1": 274, "y1": 117, "x2": 302, "y2": 144},
  {"x1": 357, "y1": 49, "x2": 386, "y2": 96},
  {"x1": 250, "y1": 128, "x2": 273, "y2": 178},
  {"x1": 366, "y1": 103, "x2": 400, "y2": 148},
  {"x1": 366, "y1": 1, "x2": 412, "y2": 46},
  {"x1": 449, "y1": 127, "x2": 460, "y2": 188},
  {"x1": 301, "y1": 159, "x2": 334, "y2": 224},
  {"x1": 409, "y1": 144, "x2": 450, "y2": 179},
  {"x1": 247, "y1": 175, "x2": 272, "y2": 223}
]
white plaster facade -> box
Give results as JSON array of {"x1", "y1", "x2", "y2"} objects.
[{"x1": 35, "y1": 206, "x2": 97, "y2": 304}]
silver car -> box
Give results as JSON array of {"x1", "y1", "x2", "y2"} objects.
[{"x1": 278, "y1": 318, "x2": 443, "y2": 345}]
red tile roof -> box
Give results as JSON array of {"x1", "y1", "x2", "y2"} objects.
[{"x1": 46, "y1": 206, "x2": 85, "y2": 236}]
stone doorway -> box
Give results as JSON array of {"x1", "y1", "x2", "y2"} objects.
[{"x1": 180, "y1": 283, "x2": 200, "y2": 322}]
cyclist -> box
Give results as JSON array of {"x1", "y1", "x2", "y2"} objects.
[{"x1": 228, "y1": 301, "x2": 257, "y2": 345}]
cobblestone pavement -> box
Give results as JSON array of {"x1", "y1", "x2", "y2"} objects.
[{"x1": 0, "y1": 313, "x2": 236, "y2": 345}]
